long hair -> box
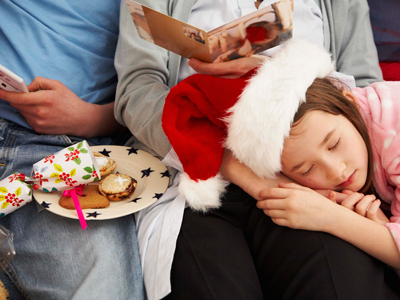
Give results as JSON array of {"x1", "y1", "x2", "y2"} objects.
[{"x1": 292, "y1": 77, "x2": 374, "y2": 194}]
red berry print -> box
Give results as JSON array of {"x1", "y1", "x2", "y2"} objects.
[
  {"x1": 65, "y1": 149, "x2": 81, "y2": 162},
  {"x1": 5, "y1": 193, "x2": 24, "y2": 207},
  {"x1": 44, "y1": 154, "x2": 55, "y2": 164}
]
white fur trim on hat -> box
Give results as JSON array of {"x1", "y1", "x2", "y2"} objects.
[
  {"x1": 179, "y1": 173, "x2": 229, "y2": 213},
  {"x1": 224, "y1": 38, "x2": 334, "y2": 178}
]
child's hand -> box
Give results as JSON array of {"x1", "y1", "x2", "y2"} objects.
[
  {"x1": 314, "y1": 189, "x2": 350, "y2": 203},
  {"x1": 257, "y1": 182, "x2": 338, "y2": 232},
  {"x1": 339, "y1": 192, "x2": 389, "y2": 225}
]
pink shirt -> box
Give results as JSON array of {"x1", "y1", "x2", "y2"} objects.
[{"x1": 353, "y1": 82, "x2": 400, "y2": 252}]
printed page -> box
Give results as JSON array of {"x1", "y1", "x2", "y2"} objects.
[
  {"x1": 208, "y1": 0, "x2": 293, "y2": 62},
  {"x1": 125, "y1": 0, "x2": 212, "y2": 62},
  {"x1": 125, "y1": 0, "x2": 293, "y2": 63}
]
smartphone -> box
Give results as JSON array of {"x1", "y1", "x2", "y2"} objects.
[{"x1": 0, "y1": 64, "x2": 29, "y2": 93}]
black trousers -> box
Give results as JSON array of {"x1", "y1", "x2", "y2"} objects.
[{"x1": 164, "y1": 184, "x2": 400, "y2": 300}]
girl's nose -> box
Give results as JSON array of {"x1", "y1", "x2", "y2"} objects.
[{"x1": 325, "y1": 160, "x2": 346, "y2": 181}]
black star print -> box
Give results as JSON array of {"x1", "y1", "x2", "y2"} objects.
[
  {"x1": 160, "y1": 170, "x2": 170, "y2": 178},
  {"x1": 41, "y1": 201, "x2": 51, "y2": 208},
  {"x1": 99, "y1": 149, "x2": 111, "y2": 157},
  {"x1": 131, "y1": 197, "x2": 142, "y2": 203},
  {"x1": 127, "y1": 147, "x2": 139, "y2": 155},
  {"x1": 153, "y1": 193, "x2": 163, "y2": 200},
  {"x1": 141, "y1": 167, "x2": 154, "y2": 178},
  {"x1": 86, "y1": 211, "x2": 101, "y2": 218}
]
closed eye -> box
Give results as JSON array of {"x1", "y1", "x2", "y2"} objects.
[
  {"x1": 301, "y1": 165, "x2": 314, "y2": 176},
  {"x1": 329, "y1": 138, "x2": 341, "y2": 151}
]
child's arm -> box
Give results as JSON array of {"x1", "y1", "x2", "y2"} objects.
[
  {"x1": 220, "y1": 150, "x2": 293, "y2": 200},
  {"x1": 257, "y1": 183, "x2": 400, "y2": 269}
]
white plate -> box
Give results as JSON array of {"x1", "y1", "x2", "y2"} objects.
[{"x1": 33, "y1": 146, "x2": 170, "y2": 220}]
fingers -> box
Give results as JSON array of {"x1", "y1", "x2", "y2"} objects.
[
  {"x1": 341, "y1": 192, "x2": 380, "y2": 218},
  {"x1": 0, "y1": 76, "x2": 60, "y2": 105},
  {"x1": 314, "y1": 189, "x2": 338, "y2": 203},
  {"x1": 327, "y1": 190, "x2": 337, "y2": 203},
  {"x1": 261, "y1": 208, "x2": 286, "y2": 219},
  {"x1": 256, "y1": 198, "x2": 287, "y2": 210},
  {"x1": 188, "y1": 59, "x2": 238, "y2": 77},
  {"x1": 354, "y1": 194, "x2": 376, "y2": 216},
  {"x1": 365, "y1": 199, "x2": 380, "y2": 220},
  {"x1": 28, "y1": 76, "x2": 61, "y2": 92},
  {"x1": 341, "y1": 189, "x2": 354, "y2": 195},
  {"x1": 0, "y1": 87, "x2": 33, "y2": 105},
  {"x1": 188, "y1": 56, "x2": 266, "y2": 78},
  {"x1": 259, "y1": 182, "x2": 308, "y2": 199},
  {"x1": 332, "y1": 192, "x2": 353, "y2": 204},
  {"x1": 277, "y1": 182, "x2": 310, "y2": 191},
  {"x1": 340, "y1": 192, "x2": 364, "y2": 211}
]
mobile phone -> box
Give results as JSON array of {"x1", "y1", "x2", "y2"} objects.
[{"x1": 0, "y1": 64, "x2": 29, "y2": 93}]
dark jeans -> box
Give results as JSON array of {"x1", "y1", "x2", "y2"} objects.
[{"x1": 164, "y1": 184, "x2": 400, "y2": 300}]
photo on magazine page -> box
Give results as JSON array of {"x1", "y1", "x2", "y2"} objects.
[{"x1": 208, "y1": 0, "x2": 293, "y2": 62}]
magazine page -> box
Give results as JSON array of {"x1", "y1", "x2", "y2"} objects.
[
  {"x1": 125, "y1": 0, "x2": 293, "y2": 63},
  {"x1": 208, "y1": 0, "x2": 293, "y2": 62},
  {"x1": 125, "y1": 0, "x2": 212, "y2": 62}
]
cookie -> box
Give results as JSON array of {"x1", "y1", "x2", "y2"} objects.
[
  {"x1": 59, "y1": 184, "x2": 110, "y2": 209},
  {"x1": 93, "y1": 152, "x2": 117, "y2": 178},
  {"x1": 98, "y1": 173, "x2": 137, "y2": 201}
]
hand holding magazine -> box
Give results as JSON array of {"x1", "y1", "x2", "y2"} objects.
[{"x1": 125, "y1": 0, "x2": 293, "y2": 63}]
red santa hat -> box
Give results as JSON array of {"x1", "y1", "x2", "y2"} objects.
[{"x1": 162, "y1": 38, "x2": 334, "y2": 212}]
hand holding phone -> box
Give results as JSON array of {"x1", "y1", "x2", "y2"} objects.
[{"x1": 0, "y1": 64, "x2": 29, "y2": 93}]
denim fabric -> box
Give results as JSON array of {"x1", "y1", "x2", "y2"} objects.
[{"x1": 0, "y1": 119, "x2": 144, "y2": 300}]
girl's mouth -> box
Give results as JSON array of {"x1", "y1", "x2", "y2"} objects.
[{"x1": 337, "y1": 171, "x2": 356, "y2": 188}]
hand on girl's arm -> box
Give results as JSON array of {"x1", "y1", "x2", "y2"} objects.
[{"x1": 0, "y1": 77, "x2": 123, "y2": 138}]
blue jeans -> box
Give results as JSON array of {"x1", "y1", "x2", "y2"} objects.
[{"x1": 0, "y1": 119, "x2": 144, "y2": 300}]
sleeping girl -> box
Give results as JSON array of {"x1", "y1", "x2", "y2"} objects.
[{"x1": 162, "y1": 38, "x2": 400, "y2": 270}]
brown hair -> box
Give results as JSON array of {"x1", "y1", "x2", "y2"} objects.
[{"x1": 292, "y1": 77, "x2": 374, "y2": 194}]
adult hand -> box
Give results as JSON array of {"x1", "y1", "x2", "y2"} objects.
[
  {"x1": 257, "y1": 182, "x2": 338, "y2": 231},
  {"x1": 188, "y1": 55, "x2": 267, "y2": 78},
  {"x1": 0, "y1": 77, "x2": 121, "y2": 138}
]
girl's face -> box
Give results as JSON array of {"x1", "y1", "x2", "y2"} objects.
[{"x1": 281, "y1": 110, "x2": 368, "y2": 192}]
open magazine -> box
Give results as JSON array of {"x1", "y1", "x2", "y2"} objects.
[{"x1": 125, "y1": 0, "x2": 293, "y2": 63}]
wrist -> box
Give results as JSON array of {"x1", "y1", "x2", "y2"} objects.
[
  {"x1": 76, "y1": 102, "x2": 122, "y2": 138},
  {"x1": 322, "y1": 204, "x2": 354, "y2": 234}
]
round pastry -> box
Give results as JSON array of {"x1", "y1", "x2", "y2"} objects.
[
  {"x1": 93, "y1": 152, "x2": 117, "y2": 178},
  {"x1": 98, "y1": 173, "x2": 137, "y2": 201}
]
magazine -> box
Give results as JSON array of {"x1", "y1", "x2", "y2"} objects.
[{"x1": 125, "y1": 0, "x2": 293, "y2": 63}]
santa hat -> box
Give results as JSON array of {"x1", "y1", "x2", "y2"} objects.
[{"x1": 162, "y1": 38, "x2": 334, "y2": 212}]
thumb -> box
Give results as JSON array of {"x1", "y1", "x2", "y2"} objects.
[
  {"x1": 28, "y1": 76, "x2": 61, "y2": 92},
  {"x1": 327, "y1": 190, "x2": 337, "y2": 203}
]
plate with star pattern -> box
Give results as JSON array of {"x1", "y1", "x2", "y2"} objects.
[{"x1": 33, "y1": 146, "x2": 170, "y2": 220}]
